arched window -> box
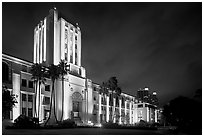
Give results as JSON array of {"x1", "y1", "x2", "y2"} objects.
[{"x1": 2, "y1": 62, "x2": 9, "y2": 82}]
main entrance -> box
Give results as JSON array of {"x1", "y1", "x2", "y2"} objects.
[{"x1": 71, "y1": 92, "x2": 83, "y2": 120}]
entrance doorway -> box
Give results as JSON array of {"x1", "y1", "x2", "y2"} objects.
[
  {"x1": 72, "y1": 92, "x2": 83, "y2": 120},
  {"x1": 73, "y1": 101, "x2": 80, "y2": 118}
]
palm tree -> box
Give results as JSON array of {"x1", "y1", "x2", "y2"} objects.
[
  {"x1": 107, "y1": 77, "x2": 122, "y2": 122},
  {"x1": 30, "y1": 63, "x2": 46, "y2": 119},
  {"x1": 58, "y1": 60, "x2": 69, "y2": 122},
  {"x1": 45, "y1": 64, "x2": 60, "y2": 125}
]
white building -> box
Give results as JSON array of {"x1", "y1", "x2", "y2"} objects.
[{"x1": 2, "y1": 8, "x2": 158, "y2": 125}]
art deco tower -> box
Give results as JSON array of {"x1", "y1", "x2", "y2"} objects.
[{"x1": 33, "y1": 8, "x2": 85, "y2": 77}]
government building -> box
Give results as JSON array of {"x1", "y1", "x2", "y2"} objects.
[{"x1": 2, "y1": 8, "x2": 159, "y2": 126}]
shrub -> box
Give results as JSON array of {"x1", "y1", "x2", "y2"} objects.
[
  {"x1": 13, "y1": 115, "x2": 39, "y2": 129},
  {"x1": 58, "y1": 119, "x2": 76, "y2": 128},
  {"x1": 102, "y1": 121, "x2": 121, "y2": 129}
]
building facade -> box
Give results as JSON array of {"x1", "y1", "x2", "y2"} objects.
[{"x1": 2, "y1": 8, "x2": 159, "y2": 125}]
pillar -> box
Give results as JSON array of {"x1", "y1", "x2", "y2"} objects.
[
  {"x1": 106, "y1": 95, "x2": 109, "y2": 122},
  {"x1": 155, "y1": 109, "x2": 157, "y2": 123},
  {"x1": 147, "y1": 107, "x2": 149, "y2": 122},
  {"x1": 12, "y1": 73, "x2": 21, "y2": 121},
  {"x1": 113, "y1": 97, "x2": 116, "y2": 123},
  {"x1": 98, "y1": 94, "x2": 102, "y2": 124},
  {"x1": 119, "y1": 99, "x2": 122, "y2": 124},
  {"x1": 129, "y1": 102, "x2": 132, "y2": 124},
  {"x1": 125, "y1": 100, "x2": 127, "y2": 124}
]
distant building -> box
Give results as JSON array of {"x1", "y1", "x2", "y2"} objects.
[
  {"x1": 2, "y1": 8, "x2": 159, "y2": 125},
  {"x1": 136, "y1": 102, "x2": 158, "y2": 123},
  {"x1": 137, "y1": 87, "x2": 158, "y2": 105}
]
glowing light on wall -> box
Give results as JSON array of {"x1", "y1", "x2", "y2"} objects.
[
  {"x1": 147, "y1": 107, "x2": 149, "y2": 122},
  {"x1": 119, "y1": 99, "x2": 122, "y2": 124},
  {"x1": 12, "y1": 73, "x2": 20, "y2": 121},
  {"x1": 99, "y1": 94, "x2": 101, "y2": 115},
  {"x1": 34, "y1": 29, "x2": 36, "y2": 63},
  {"x1": 106, "y1": 95, "x2": 109, "y2": 122},
  {"x1": 43, "y1": 18, "x2": 46, "y2": 62}
]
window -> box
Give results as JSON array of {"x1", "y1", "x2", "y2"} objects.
[
  {"x1": 70, "y1": 55, "x2": 73, "y2": 63},
  {"x1": 28, "y1": 81, "x2": 34, "y2": 88},
  {"x1": 75, "y1": 53, "x2": 77, "y2": 65},
  {"x1": 93, "y1": 87, "x2": 96, "y2": 91},
  {"x1": 22, "y1": 93, "x2": 27, "y2": 101},
  {"x1": 2, "y1": 62, "x2": 9, "y2": 82},
  {"x1": 28, "y1": 95, "x2": 33, "y2": 102},
  {"x1": 65, "y1": 43, "x2": 68, "y2": 50},
  {"x1": 43, "y1": 97, "x2": 50, "y2": 105},
  {"x1": 21, "y1": 65, "x2": 27, "y2": 72},
  {"x1": 44, "y1": 109, "x2": 50, "y2": 120},
  {"x1": 45, "y1": 85, "x2": 50, "y2": 91},
  {"x1": 22, "y1": 79, "x2": 27, "y2": 87},
  {"x1": 22, "y1": 108, "x2": 26, "y2": 115},
  {"x1": 65, "y1": 53, "x2": 68, "y2": 61},
  {"x1": 94, "y1": 104, "x2": 98, "y2": 110},
  {"x1": 93, "y1": 95, "x2": 96, "y2": 101},
  {"x1": 138, "y1": 104, "x2": 143, "y2": 108},
  {"x1": 75, "y1": 44, "x2": 77, "y2": 49},
  {"x1": 28, "y1": 108, "x2": 33, "y2": 117},
  {"x1": 75, "y1": 35, "x2": 77, "y2": 40}
]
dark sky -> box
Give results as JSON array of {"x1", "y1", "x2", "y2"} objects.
[{"x1": 2, "y1": 2, "x2": 202, "y2": 106}]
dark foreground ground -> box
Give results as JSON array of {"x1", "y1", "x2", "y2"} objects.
[{"x1": 2, "y1": 128, "x2": 185, "y2": 135}]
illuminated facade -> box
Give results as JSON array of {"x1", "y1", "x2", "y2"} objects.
[{"x1": 2, "y1": 8, "x2": 159, "y2": 125}]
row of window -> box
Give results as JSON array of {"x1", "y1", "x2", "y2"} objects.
[
  {"x1": 21, "y1": 79, "x2": 50, "y2": 91},
  {"x1": 21, "y1": 79, "x2": 34, "y2": 88},
  {"x1": 22, "y1": 93, "x2": 50, "y2": 105},
  {"x1": 22, "y1": 94, "x2": 33, "y2": 102},
  {"x1": 22, "y1": 107, "x2": 33, "y2": 117}
]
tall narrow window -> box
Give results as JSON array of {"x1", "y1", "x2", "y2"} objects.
[
  {"x1": 22, "y1": 93, "x2": 27, "y2": 101},
  {"x1": 22, "y1": 108, "x2": 26, "y2": 115},
  {"x1": 28, "y1": 81, "x2": 34, "y2": 88},
  {"x1": 22, "y1": 79, "x2": 27, "y2": 87},
  {"x1": 28, "y1": 108, "x2": 33, "y2": 117},
  {"x1": 2, "y1": 62, "x2": 9, "y2": 82},
  {"x1": 28, "y1": 95, "x2": 33, "y2": 102}
]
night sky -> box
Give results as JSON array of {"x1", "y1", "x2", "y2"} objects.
[{"x1": 2, "y1": 2, "x2": 202, "y2": 106}]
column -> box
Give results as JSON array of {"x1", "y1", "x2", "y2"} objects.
[
  {"x1": 106, "y1": 95, "x2": 109, "y2": 122},
  {"x1": 113, "y1": 97, "x2": 116, "y2": 123},
  {"x1": 155, "y1": 109, "x2": 157, "y2": 123},
  {"x1": 135, "y1": 104, "x2": 138, "y2": 123},
  {"x1": 98, "y1": 94, "x2": 102, "y2": 124},
  {"x1": 147, "y1": 107, "x2": 149, "y2": 122},
  {"x1": 124, "y1": 100, "x2": 127, "y2": 124},
  {"x1": 12, "y1": 73, "x2": 21, "y2": 121},
  {"x1": 129, "y1": 102, "x2": 132, "y2": 124},
  {"x1": 119, "y1": 99, "x2": 122, "y2": 124},
  {"x1": 39, "y1": 93, "x2": 43, "y2": 122}
]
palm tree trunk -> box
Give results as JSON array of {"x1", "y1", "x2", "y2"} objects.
[
  {"x1": 53, "y1": 80, "x2": 58, "y2": 123},
  {"x1": 38, "y1": 81, "x2": 41, "y2": 119},
  {"x1": 34, "y1": 80, "x2": 37, "y2": 118},
  {"x1": 60, "y1": 76, "x2": 64, "y2": 121},
  {"x1": 44, "y1": 80, "x2": 54, "y2": 126}
]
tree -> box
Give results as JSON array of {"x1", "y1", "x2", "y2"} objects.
[
  {"x1": 100, "y1": 77, "x2": 122, "y2": 122},
  {"x1": 162, "y1": 95, "x2": 202, "y2": 134},
  {"x1": 45, "y1": 64, "x2": 60, "y2": 125},
  {"x1": 58, "y1": 60, "x2": 69, "y2": 122},
  {"x1": 30, "y1": 63, "x2": 46, "y2": 119},
  {"x1": 2, "y1": 85, "x2": 17, "y2": 120}
]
